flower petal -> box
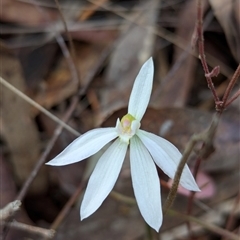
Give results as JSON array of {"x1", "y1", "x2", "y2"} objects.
[
  {"x1": 46, "y1": 128, "x2": 118, "y2": 166},
  {"x1": 137, "y1": 130, "x2": 200, "y2": 191},
  {"x1": 81, "y1": 138, "x2": 128, "y2": 219},
  {"x1": 130, "y1": 136, "x2": 162, "y2": 232},
  {"x1": 128, "y1": 57, "x2": 154, "y2": 121}
]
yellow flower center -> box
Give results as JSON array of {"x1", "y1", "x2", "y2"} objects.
[
  {"x1": 116, "y1": 113, "x2": 140, "y2": 143},
  {"x1": 120, "y1": 114, "x2": 136, "y2": 133}
]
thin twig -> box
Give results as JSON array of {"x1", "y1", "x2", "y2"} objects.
[
  {"x1": 16, "y1": 96, "x2": 80, "y2": 201},
  {"x1": 110, "y1": 191, "x2": 136, "y2": 205},
  {"x1": 54, "y1": 0, "x2": 76, "y2": 63},
  {"x1": 29, "y1": 0, "x2": 80, "y2": 86},
  {"x1": 196, "y1": 0, "x2": 219, "y2": 105},
  {"x1": 163, "y1": 134, "x2": 199, "y2": 214},
  {"x1": 186, "y1": 156, "x2": 202, "y2": 237},
  {"x1": 0, "y1": 77, "x2": 79, "y2": 137},
  {"x1": 222, "y1": 194, "x2": 240, "y2": 240},
  {"x1": 80, "y1": 0, "x2": 109, "y2": 20},
  {"x1": 225, "y1": 89, "x2": 240, "y2": 108},
  {"x1": 168, "y1": 209, "x2": 239, "y2": 240},
  {"x1": 0, "y1": 220, "x2": 55, "y2": 239},
  {"x1": 48, "y1": 189, "x2": 137, "y2": 239},
  {"x1": 55, "y1": 34, "x2": 79, "y2": 84},
  {"x1": 50, "y1": 180, "x2": 86, "y2": 231},
  {"x1": 0, "y1": 201, "x2": 21, "y2": 221},
  {"x1": 163, "y1": 114, "x2": 220, "y2": 214},
  {"x1": 87, "y1": 0, "x2": 233, "y2": 79},
  {"x1": 222, "y1": 64, "x2": 240, "y2": 108},
  {"x1": 196, "y1": 0, "x2": 240, "y2": 112}
]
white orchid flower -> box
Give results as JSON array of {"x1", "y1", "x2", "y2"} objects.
[{"x1": 46, "y1": 57, "x2": 200, "y2": 231}]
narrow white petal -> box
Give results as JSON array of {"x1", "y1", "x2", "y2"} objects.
[
  {"x1": 81, "y1": 138, "x2": 128, "y2": 219},
  {"x1": 130, "y1": 136, "x2": 162, "y2": 232},
  {"x1": 137, "y1": 130, "x2": 200, "y2": 191},
  {"x1": 128, "y1": 57, "x2": 154, "y2": 121},
  {"x1": 46, "y1": 128, "x2": 118, "y2": 166}
]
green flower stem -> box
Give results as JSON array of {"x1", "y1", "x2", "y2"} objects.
[{"x1": 110, "y1": 191, "x2": 136, "y2": 205}]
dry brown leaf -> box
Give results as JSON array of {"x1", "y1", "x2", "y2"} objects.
[
  {"x1": 208, "y1": 0, "x2": 240, "y2": 62},
  {"x1": 153, "y1": 0, "x2": 209, "y2": 108},
  {"x1": 0, "y1": 0, "x2": 57, "y2": 26},
  {"x1": 0, "y1": 52, "x2": 47, "y2": 194},
  {"x1": 33, "y1": 42, "x2": 106, "y2": 110},
  {"x1": 97, "y1": 0, "x2": 159, "y2": 124}
]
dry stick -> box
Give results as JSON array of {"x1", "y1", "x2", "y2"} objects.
[
  {"x1": 0, "y1": 77, "x2": 79, "y2": 137},
  {"x1": 55, "y1": 34, "x2": 79, "y2": 84},
  {"x1": 77, "y1": 44, "x2": 111, "y2": 97},
  {"x1": 185, "y1": 0, "x2": 239, "y2": 235},
  {"x1": 153, "y1": 6, "x2": 214, "y2": 102},
  {"x1": 168, "y1": 209, "x2": 240, "y2": 240},
  {"x1": 87, "y1": 0, "x2": 191, "y2": 54},
  {"x1": 18, "y1": 97, "x2": 80, "y2": 201},
  {"x1": 186, "y1": 156, "x2": 202, "y2": 212},
  {"x1": 54, "y1": 0, "x2": 76, "y2": 65},
  {"x1": 184, "y1": 1, "x2": 239, "y2": 237},
  {"x1": 2, "y1": 2, "x2": 82, "y2": 238},
  {"x1": 196, "y1": 0, "x2": 219, "y2": 106},
  {"x1": 72, "y1": 0, "x2": 159, "y2": 99},
  {"x1": 15, "y1": 0, "x2": 82, "y2": 201},
  {"x1": 186, "y1": 155, "x2": 203, "y2": 239},
  {"x1": 86, "y1": 0, "x2": 235, "y2": 98},
  {"x1": 36, "y1": 0, "x2": 82, "y2": 109},
  {"x1": 29, "y1": 0, "x2": 80, "y2": 85},
  {"x1": 184, "y1": 114, "x2": 219, "y2": 237},
  {"x1": 53, "y1": 187, "x2": 240, "y2": 240},
  {"x1": 50, "y1": 188, "x2": 240, "y2": 240},
  {"x1": 222, "y1": 64, "x2": 240, "y2": 108},
  {"x1": 222, "y1": 193, "x2": 240, "y2": 240},
  {"x1": 0, "y1": 220, "x2": 55, "y2": 239},
  {"x1": 163, "y1": 135, "x2": 198, "y2": 214},
  {"x1": 0, "y1": 201, "x2": 21, "y2": 221},
  {"x1": 80, "y1": 0, "x2": 109, "y2": 21},
  {"x1": 185, "y1": 63, "x2": 240, "y2": 236},
  {"x1": 163, "y1": 114, "x2": 219, "y2": 214},
  {"x1": 50, "y1": 180, "x2": 86, "y2": 231},
  {"x1": 87, "y1": 0, "x2": 233, "y2": 79},
  {"x1": 225, "y1": 88, "x2": 240, "y2": 107},
  {"x1": 196, "y1": 4, "x2": 239, "y2": 112},
  {"x1": 16, "y1": 96, "x2": 80, "y2": 201}
]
